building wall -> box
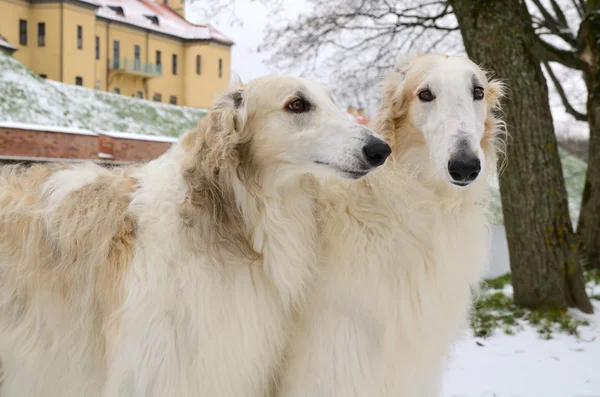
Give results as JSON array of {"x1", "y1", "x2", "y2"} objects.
[
  {"x1": 30, "y1": 2, "x2": 62, "y2": 81},
  {"x1": 61, "y1": 2, "x2": 96, "y2": 88},
  {"x1": 0, "y1": 0, "x2": 32, "y2": 67},
  {"x1": 183, "y1": 41, "x2": 230, "y2": 108},
  {"x1": 147, "y1": 32, "x2": 185, "y2": 104},
  {"x1": 95, "y1": 19, "x2": 108, "y2": 90},
  {"x1": 102, "y1": 22, "x2": 150, "y2": 97}
]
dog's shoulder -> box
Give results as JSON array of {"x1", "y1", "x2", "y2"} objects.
[{"x1": 0, "y1": 162, "x2": 138, "y2": 307}]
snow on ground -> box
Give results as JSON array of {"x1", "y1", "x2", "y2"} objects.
[
  {"x1": 442, "y1": 312, "x2": 600, "y2": 397},
  {"x1": 0, "y1": 51, "x2": 206, "y2": 137}
]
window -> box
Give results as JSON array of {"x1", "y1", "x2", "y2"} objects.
[
  {"x1": 196, "y1": 55, "x2": 201, "y2": 75},
  {"x1": 155, "y1": 50, "x2": 162, "y2": 73},
  {"x1": 95, "y1": 36, "x2": 100, "y2": 60},
  {"x1": 144, "y1": 15, "x2": 159, "y2": 25},
  {"x1": 114, "y1": 87, "x2": 120, "y2": 94},
  {"x1": 95, "y1": 80, "x2": 101, "y2": 89},
  {"x1": 169, "y1": 95, "x2": 177, "y2": 105},
  {"x1": 37, "y1": 23, "x2": 45, "y2": 46},
  {"x1": 40, "y1": 74, "x2": 47, "y2": 79},
  {"x1": 113, "y1": 40, "x2": 120, "y2": 68},
  {"x1": 134, "y1": 44, "x2": 141, "y2": 70},
  {"x1": 153, "y1": 93, "x2": 162, "y2": 102},
  {"x1": 19, "y1": 20, "x2": 27, "y2": 46},
  {"x1": 136, "y1": 91, "x2": 143, "y2": 99},
  {"x1": 107, "y1": 5, "x2": 124, "y2": 16},
  {"x1": 75, "y1": 76, "x2": 83, "y2": 86},
  {"x1": 77, "y1": 25, "x2": 83, "y2": 49},
  {"x1": 172, "y1": 54, "x2": 177, "y2": 75},
  {"x1": 218, "y1": 58, "x2": 222, "y2": 78}
]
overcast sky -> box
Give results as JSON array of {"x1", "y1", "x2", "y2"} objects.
[{"x1": 187, "y1": 0, "x2": 308, "y2": 82}]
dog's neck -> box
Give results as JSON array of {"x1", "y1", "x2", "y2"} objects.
[{"x1": 226, "y1": 165, "x2": 320, "y2": 308}]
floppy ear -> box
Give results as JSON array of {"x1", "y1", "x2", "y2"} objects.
[
  {"x1": 381, "y1": 53, "x2": 418, "y2": 108},
  {"x1": 203, "y1": 88, "x2": 246, "y2": 173},
  {"x1": 374, "y1": 53, "x2": 421, "y2": 149},
  {"x1": 392, "y1": 53, "x2": 413, "y2": 81},
  {"x1": 181, "y1": 86, "x2": 260, "y2": 263},
  {"x1": 481, "y1": 76, "x2": 507, "y2": 173}
]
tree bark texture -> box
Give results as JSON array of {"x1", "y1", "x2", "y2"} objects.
[
  {"x1": 449, "y1": 0, "x2": 593, "y2": 313},
  {"x1": 577, "y1": 0, "x2": 600, "y2": 270}
]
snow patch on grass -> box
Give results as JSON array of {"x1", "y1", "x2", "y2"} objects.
[{"x1": 447, "y1": 271, "x2": 600, "y2": 397}]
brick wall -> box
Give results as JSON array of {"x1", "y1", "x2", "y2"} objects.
[
  {"x1": 100, "y1": 134, "x2": 173, "y2": 162},
  {"x1": 0, "y1": 127, "x2": 98, "y2": 159},
  {"x1": 0, "y1": 126, "x2": 174, "y2": 162}
]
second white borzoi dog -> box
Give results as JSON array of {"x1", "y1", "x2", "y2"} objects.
[
  {"x1": 276, "y1": 54, "x2": 505, "y2": 397},
  {"x1": 0, "y1": 76, "x2": 390, "y2": 396}
]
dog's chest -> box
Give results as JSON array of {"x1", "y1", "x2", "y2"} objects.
[
  {"x1": 124, "y1": 255, "x2": 292, "y2": 397},
  {"x1": 322, "y1": 199, "x2": 489, "y2": 378}
]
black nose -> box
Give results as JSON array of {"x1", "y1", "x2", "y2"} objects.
[
  {"x1": 448, "y1": 155, "x2": 481, "y2": 184},
  {"x1": 362, "y1": 137, "x2": 391, "y2": 167}
]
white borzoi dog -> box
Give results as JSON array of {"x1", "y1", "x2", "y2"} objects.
[
  {"x1": 276, "y1": 54, "x2": 505, "y2": 397},
  {"x1": 0, "y1": 76, "x2": 390, "y2": 397}
]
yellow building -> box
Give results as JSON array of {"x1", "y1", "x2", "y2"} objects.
[{"x1": 0, "y1": 0, "x2": 233, "y2": 108}]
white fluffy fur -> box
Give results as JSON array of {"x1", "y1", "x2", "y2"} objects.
[
  {"x1": 0, "y1": 76, "x2": 388, "y2": 396},
  {"x1": 275, "y1": 54, "x2": 505, "y2": 397}
]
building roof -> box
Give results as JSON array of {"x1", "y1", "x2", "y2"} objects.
[
  {"x1": 93, "y1": 0, "x2": 234, "y2": 45},
  {"x1": 0, "y1": 34, "x2": 17, "y2": 52}
]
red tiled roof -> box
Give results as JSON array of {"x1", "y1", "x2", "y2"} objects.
[{"x1": 93, "y1": 0, "x2": 234, "y2": 45}]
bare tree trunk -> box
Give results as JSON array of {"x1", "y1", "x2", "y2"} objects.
[
  {"x1": 449, "y1": 0, "x2": 593, "y2": 313},
  {"x1": 577, "y1": 0, "x2": 600, "y2": 270}
]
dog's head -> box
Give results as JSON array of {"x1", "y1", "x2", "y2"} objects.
[
  {"x1": 198, "y1": 75, "x2": 391, "y2": 182},
  {"x1": 379, "y1": 54, "x2": 504, "y2": 188},
  {"x1": 180, "y1": 76, "x2": 390, "y2": 261}
]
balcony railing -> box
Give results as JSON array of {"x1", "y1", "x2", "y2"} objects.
[{"x1": 108, "y1": 58, "x2": 162, "y2": 77}]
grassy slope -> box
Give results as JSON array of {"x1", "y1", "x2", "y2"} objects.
[{"x1": 0, "y1": 51, "x2": 206, "y2": 137}]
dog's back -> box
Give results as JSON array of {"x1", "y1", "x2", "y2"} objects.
[{"x1": 0, "y1": 162, "x2": 137, "y2": 396}]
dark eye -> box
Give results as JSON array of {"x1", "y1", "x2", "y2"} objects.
[
  {"x1": 286, "y1": 98, "x2": 310, "y2": 113},
  {"x1": 418, "y1": 89, "x2": 435, "y2": 102},
  {"x1": 473, "y1": 86, "x2": 484, "y2": 100}
]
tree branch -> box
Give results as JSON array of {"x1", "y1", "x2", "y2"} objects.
[
  {"x1": 533, "y1": 37, "x2": 582, "y2": 70},
  {"x1": 530, "y1": 0, "x2": 578, "y2": 46},
  {"x1": 543, "y1": 61, "x2": 588, "y2": 121}
]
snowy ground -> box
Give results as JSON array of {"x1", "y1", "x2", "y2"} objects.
[
  {"x1": 442, "y1": 308, "x2": 600, "y2": 397},
  {"x1": 443, "y1": 277, "x2": 600, "y2": 397}
]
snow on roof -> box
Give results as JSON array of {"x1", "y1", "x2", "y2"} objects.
[
  {"x1": 94, "y1": 0, "x2": 234, "y2": 45},
  {"x1": 78, "y1": 0, "x2": 101, "y2": 6},
  {"x1": 0, "y1": 35, "x2": 16, "y2": 51}
]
